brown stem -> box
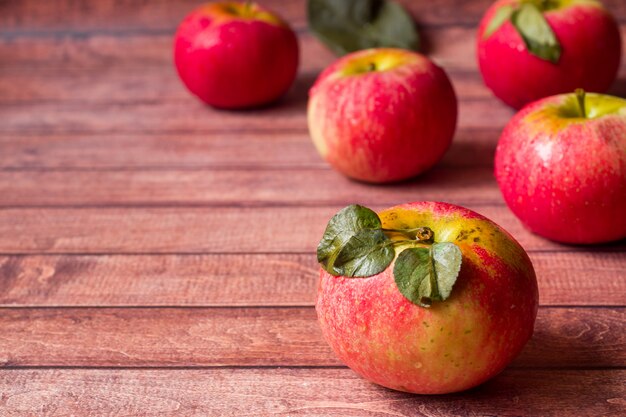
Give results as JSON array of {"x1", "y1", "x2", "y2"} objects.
[{"x1": 415, "y1": 227, "x2": 435, "y2": 244}]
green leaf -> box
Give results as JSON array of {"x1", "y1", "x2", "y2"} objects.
[
  {"x1": 431, "y1": 242, "x2": 463, "y2": 300},
  {"x1": 333, "y1": 229, "x2": 395, "y2": 277},
  {"x1": 307, "y1": 0, "x2": 420, "y2": 56},
  {"x1": 483, "y1": 4, "x2": 514, "y2": 39},
  {"x1": 393, "y1": 242, "x2": 462, "y2": 307},
  {"x1": 511, "y1": 3, "x2": 561, "y2": 63},
  {"x1": 317, "y1": 204, "x2": 389, "y2": 276}
]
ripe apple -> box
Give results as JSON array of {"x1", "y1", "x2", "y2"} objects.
[
  {"x1": 316, "y1": 202, "x2": 538, "y2": 394},
  {"x1": 174, "y1": 2, "x2": 299, "y2": 109},
  {"x1": 308, "y1": 48, "x2": 457, "y2": 183},
  {"x1": 477, "y1": 0, "x2": 622, "y2": 109},
  {"x1": 495, "y1": 90, "x2": 626, "y2": 244}
]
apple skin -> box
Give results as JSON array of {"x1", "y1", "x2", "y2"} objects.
[
  {"x1": 308, "y1": 48, "x2": 457, "y2": 183},
  {"x1": 316, "y1": 202, "x2": 538, "y2": 394},
  {"x1": 477, "y1": 0, "x2": 622, "y2": 109},
  {"x1": 495, "y1": 92, "x2": 626, "y2": 244},
  {"x1": 174, "y1": 2, "x2": 299, "y2": 109}
]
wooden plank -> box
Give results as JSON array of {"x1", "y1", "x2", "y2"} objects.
[
  {"x1": 0, "y1": 98, "x2": 516, "y2": 133},
  {"x1": 1, "y1": 252, "x2": 624, "y2": 307},
  {"x1": 0, "y1": 66, "x2": 495, "y2": 104},
  {"x1": 2, "y1": 27, "x2": 625, "y2": 75},
  {"x1": 0, "y1": 167, "x2": 502, "y2": 207},
  {"x1": 0, "y1": 307, "x2": 622, "y2": 368},
  {"x1": 0, "y1": 206, "x2": 623, "y2": 254},
  {"x1": 1, "y1": 369, "x2": 623, "y2": 417},
  {"x1": 0, "y1": 132, "x2": 326, "y2": 170},
  {"x1": 0, "y1": 368, "x2": 623, "y2": 417},
  {"x1": 1, "y1": 0, "x2": 624, "y2": 32},
  {"x1": 0, "y1": 129, "x2": 499, "y2": 170}
]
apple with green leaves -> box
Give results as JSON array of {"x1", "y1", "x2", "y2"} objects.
[
  {"x1": 174, "y1": 1, "x2": 299, "y2": 109},
  {"x1": 496, "y1": 90, "x2": 626, "y2": 244},
  {"x1": 477, "y1": 0, "x2": 621, "y2": 109},
  {"x1": 316, "y1": 202, "x2": 538, "y2": 394},
  {"x1": 308, "y1": 48, "x2": 457, "y2": 183}
]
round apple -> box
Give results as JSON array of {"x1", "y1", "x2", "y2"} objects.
[
  {"x1": 477, "y1": 0, "x2": 621, "y2": 109},
  {"x1": 316, "y1": 202, "x2": 538, "y2": 394},
  {"x1": 308, "y1": 48, "x2": 458, "y2": 183},
  {"x1": 174, "y1": 2, "x2": 299, "y2": 109},
  {"x1": 495, "y1": 90, "x2": 626, "y2": 244}
]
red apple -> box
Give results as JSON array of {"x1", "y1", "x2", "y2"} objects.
[
  {"x1": 495, "y1": 90, "x2": 626, "y2": 244},
  {"x1": 308, "y1": 48, "x2": 457, "y2": 183},
  {"x1": 316, "y1": 202, "x2": 538, "y2": 394},
  {"x1": 477, "y1": 0, "x2": 621, "y2": 109},
  {"x1": 174, "y1": 2, "x2": 299, "y2": 109}
]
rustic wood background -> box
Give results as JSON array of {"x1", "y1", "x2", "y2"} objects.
[{"x1": 0, "y1": 0, "x2": 625, "y2": 415}]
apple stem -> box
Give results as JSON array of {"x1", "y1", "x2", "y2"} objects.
[
  {"x1": 381, "y1": 226, "x2": 435, "y2": 243},
  {"x1": 415, "y1": 227, "x2": 434, "y2": 243},
  {"x1": 367, "y1": 62, "x2": 376, "y2": 72},
  {"x1": 575, "y1": 88, "x2": 586, "y2": 118}
]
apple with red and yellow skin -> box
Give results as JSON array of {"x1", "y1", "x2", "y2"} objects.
[
  {"x1": 316, "y1": 202, "x2": 538, "y2": 394},
  {"x1": 495, "y1": 91, "x2": 626, "y2": 244},
  {"x1": 174, "y1": 2, "x2": 298, "y2": 109},
  {"x1": 477, "y1": 0, "x2": 622, "y2": 109},
  {"x1": 308, "y1": 48, "x2": 457, "y2": 183}
]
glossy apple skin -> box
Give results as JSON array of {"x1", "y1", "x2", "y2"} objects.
[
  {"x1": 308, "y1": 48, "x2": 457, "y2": 183},
  {"x1": 495, "y1": 94, "x2": 626, "y2": 244},
  {"x1": 316, "y1": 202, "x2": 538, "y2": 394},
  {"x1": 477, "y1": 0, "x2": 621, "y2": 109},
  {"x1": 174, "y1": 2, "x2": 298, "y2": 109}
]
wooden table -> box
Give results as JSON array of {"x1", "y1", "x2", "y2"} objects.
[{"x1": 0, "y1": 1, "x2": 624, "y2": 415}]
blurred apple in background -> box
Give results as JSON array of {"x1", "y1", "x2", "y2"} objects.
[
  {"x1": 477, "y1": 0, "x2": 622, "y2": 109},
  {"x1": 495, "y1": 90, "x2": 626, "y2": 244},
  {"x1": 308, "y1": 48, "x2": 457, "y2": 183},
  {"x1": 174, "y1": 2, "x2": 299, "y2": 109}
]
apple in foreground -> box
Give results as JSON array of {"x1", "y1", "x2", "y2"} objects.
[
  {"x1": 495, "y1": 90, "x2": 626, "y2": 244},
  {"x1": 477, "y1": 0, "x2": 621, "y2": 109},
  {"x1": 316, "y1": 202, "x2": 538, "y2": 394},
  {"x1": 174, "y1": 2, "x2": 299, "y2": 109},
  {"x1": 308, "y1": 48, "x2": 457, "y2": 183}
]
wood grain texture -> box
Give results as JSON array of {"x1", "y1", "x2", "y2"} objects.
[
  {"x1": 0, "y1": 27, "x2": 626, "y2": 75},
  {"x1": 1, "y1": 206, "x2": 624, "y2": 254},
  {"x1": 0, "y1": 65, "x2": 496, "y2": 103},
  {"x1": 0, "y1": 167, "x2": 502, "y2": 207},
  {"x1": 0, "y1": 129, "x2": 499, "y2": 170},
  {"x1": 0, "y1": 92, "x2": 518, "y2": 134},
  {"x1": 1, "y1": 368, "x2": 624, "y2": 417},
  {"x1": 1, "y1": 0, "x2": 624, "y2": 32},
  {"x1": 1, "y1": 252, "x2": 624, "y2": 307},
  {"x1": 0, "y1": 307, "x2": 623, "y2": 368}
]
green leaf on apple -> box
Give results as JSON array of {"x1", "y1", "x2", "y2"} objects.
[
  {"x1": 318, "y1": 204, "x2": 462, "y2": 306},
  {"x1": 511, "y1": 3, "x2": 561, "y2": 63},
  {"x1": 317, "y1": 204, "x2": 393, "y2": 276},
  {"x1": 393, "y1": 243, "x2": 462, "y2": 308},
  {"x1": 307, "y1": 0, "x2": 420, "y2": 56},
  {"x1": 332, "y1": 228, "x2": 395, "y2": 277},
  {"x1": 483, "y1": 4, "x2": 514, "y2": 38}
]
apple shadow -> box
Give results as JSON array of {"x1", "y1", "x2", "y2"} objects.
[
  {"x1": 608, "y1": 77, "x2": 626, "y2": 98},
  {"x1": 198, "y1": 71, "x2": 317, "y2": 113},
  {"x1": 278, "y1": 71, "x2": 319, "y2": 107}
]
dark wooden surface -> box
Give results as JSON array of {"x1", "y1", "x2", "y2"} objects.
[{"x1": 0, "y1": 0, "x2": 625, "y2": 415}]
